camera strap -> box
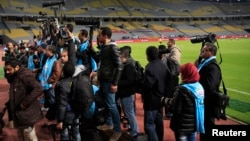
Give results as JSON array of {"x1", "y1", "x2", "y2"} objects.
[{"x1": 215, "y1": 41, "x2": 223, "y2": 65}]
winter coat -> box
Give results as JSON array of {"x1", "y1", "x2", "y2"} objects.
[
  {"x1": 117, "y1": 59, "x2": 136, "y2": 98},
  {"x1": 8, "y1": 67, "x2": 43, "y2": 128},
  {"x1": 48, "y1": 60, "x2": 63, "y2": 89},
  {"x1": 55, "y1": 77, "x2": 73, "y2": 123},
  {"x1": 143, "y1": 59, "x2": 168, "y2": 110},
  {"x1": 98, "y1": 44, "x2": 123, "y2": 85},
  {"x1": 199, "y1": 59, "x2": 221, "y2": 117},
  {"x1": 170, "y1": 86, "x2": 196, "y2": 134}
]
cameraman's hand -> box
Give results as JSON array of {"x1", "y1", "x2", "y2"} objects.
[
  {"x1": 66, "y1": 28, "x2": 73, "y2": 40},
  {"x1": 56, "y1": 122, "x2": 63, "y2": 130}
]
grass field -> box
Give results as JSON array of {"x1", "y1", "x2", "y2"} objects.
[
  {"x1": 117, "y1": 38, "x2": 250, "y2": 124},
  {"x1": 1, "y1": 38, "x2": 250, "y2": 124}
]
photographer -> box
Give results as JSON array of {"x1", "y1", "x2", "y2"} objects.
[
  {"x1": 2, "y1": 42, "x2": 18, "y2": 61},
  {"x1": 195, "y1": 42, "x2": 221, "y2": 141},
  {"x1": 56, "y1": 23, "x2": 77, "y2": 66},
  {"x1": 3, "y1": 42, "x2": 19, "y2": 83},
  {"x1": 76, "y1": 29, "x2": 97, "y2": 75}
]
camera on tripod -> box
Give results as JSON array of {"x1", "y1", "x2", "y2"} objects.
[{"x1": 190, "y1": 33, "x2": 216, "y2": 44}]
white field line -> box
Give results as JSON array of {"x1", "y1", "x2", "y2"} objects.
[{"x1": 223, "y1": 87, "x2": 250, "y2": 96}]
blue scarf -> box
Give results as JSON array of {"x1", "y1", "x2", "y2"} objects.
[
  {"x1": 182, "y1": 82, "x2": 205, "y2": 134},
  {"x1": 39, "y1": 55, "x2": 57, "y2": 90},
  {"x1": 197, "y1": 56, "x2": 216, "y2": 71},
  {"x1": 28, "y1": 54, "x2": 35, "y2": 70},
  {"x1": 77, "y1": 41, "x2": 89, "y2": 65},
  {"x1": 77, "y1": 41, "x2": 97, "y2": 71}
]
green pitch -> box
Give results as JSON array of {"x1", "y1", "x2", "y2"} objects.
[
  {"x1": 1, "y1": 38, "x2": 249, "y2": 124},
  {"x1": 117, "y1": 38, "x2": 250, "y2": 124}
]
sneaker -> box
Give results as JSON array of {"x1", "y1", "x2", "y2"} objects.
[
  {"x1": 41, "y1": 107, "x2": 49, "y2": 112},
  {"x1": 109, "y1": 132, "x2": 122, "y2": 141},
  {"x1": 96, "y1": 124, "x2": 113, "y2": 131}
]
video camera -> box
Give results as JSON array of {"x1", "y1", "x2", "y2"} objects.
[
  {"x1": 37, "y1": 17, "x2": 56, "y2": 39},
  {"x1": 37, "y1": 16, "x2": 69, "y2": 39},
  {"x1": 75, "y1": 18, "x2": 101, "y2": 47},
  {"x1": 190, "y1": 33, "x2": 216, "y2": 44}
]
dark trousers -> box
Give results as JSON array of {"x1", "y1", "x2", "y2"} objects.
[{"x1": 200, "y1": 113, "x2": 215, "y2": 141}]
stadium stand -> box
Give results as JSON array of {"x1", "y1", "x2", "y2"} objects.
[{"x1": 0, "y1": 0, "x2": 249, "y2": 43}]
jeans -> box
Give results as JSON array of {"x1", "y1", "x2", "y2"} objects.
[
  {"x1": 102, "y1": 82, "x2": 121, "y2": 132},
  {"x1": 174, "y1": 132, "x2": 196, "y2": 141},
  {"x1": 144, "y1": 109, "x2": 164, "y2": 141},
  {"x1": 60, "y1": 111, "x2": 81, "y2": 141},
  {"x1": 121, "y1": 95, "x2": 139, "y2": 137}
]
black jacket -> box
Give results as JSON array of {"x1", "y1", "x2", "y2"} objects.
[
  {"x1": 17, "y1": 52, "x2": 29, "y2": 68},
  {"x1": 55, "y1": 77, "x2": 73, "y2": 122},
  {"x1": 117, "y1": 59, "x2": 136, "y2": 98},
  {"x1": 98, "y1": 44, "x2": 123, "y2": 85},
  {"x1": 199, "y1": 59, "x2": 222, "y2": 117},
  {"x1": 143, "y1": 59, "x2": 168, "y2": 110},
  {"x1": 170, "y1": 86, "x2": 196, "y2": 134}
]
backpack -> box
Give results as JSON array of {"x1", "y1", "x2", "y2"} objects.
[
  {"x1": 70, "y1": 73, "x2": 95, "y2": 115},
  {"x1": 134, "y1": 60, "x2": 144, "y2": 94},
  {"x1": 163, "y1": 58, "x2": 180, "y2": 97}
]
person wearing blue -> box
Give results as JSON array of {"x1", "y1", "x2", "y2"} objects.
[
  {"x1": 37, "y1": 43, "x2": 48, "y2": 74},
  {"x1": 143, "y1": 46, "x2": 168, "y2": 141},
  {"x1": 76, "y1": 29, "x2": 97, "y2": 75},
  {"x1": 162, "y1": 63, "x2": 205, "y2": 141},
  {"x1": 39, "y1": 45, "x2": 62, "y2": 121},
  {"x1": 96, "y1": 27, "x2": 123, "y2": 141},
  {"x1": 27, "y1": 46, "x2": 37, "y2": 71},
  {"x1": 195, "y1": 42, "x2": 222, "y2": 141}
]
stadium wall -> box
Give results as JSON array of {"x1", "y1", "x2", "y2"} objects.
[{"x1": 112, "y1": 34, "x2": 250, "y2": 44}]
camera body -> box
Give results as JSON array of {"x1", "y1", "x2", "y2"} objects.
[
  {"x1": 58, "y1": 26, "x2": 69, "y2": 39},
  {"x1": 190, "y1": 33, "x2": 216, "y2": 44},
  {"x1": 37, "y1": 18, "x2": 55, "y2": 39},
  {"x1": 2, "y1": 50, "x2": 11, "y2": 61}
]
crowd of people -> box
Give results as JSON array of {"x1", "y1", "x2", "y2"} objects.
[{"x1": 2, "y1": 23, "x2": 222, "y2": 141}]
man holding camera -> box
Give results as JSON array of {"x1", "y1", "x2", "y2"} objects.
[
  {"x1": 3, "y1": 42, "x2": 19, "y2": 83},
  {"x1": 55, "y1": 23, "x2": 77, "y2": 66},
  {"x1": 195, "y1": 42, "x2": 222, "y2": 141},
  {"x1": 76, "y1": 29, "x2": 97, "y2": 75},
  {"x1": 2, "y1": 42, "x2": 18, "y2": 61}
]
